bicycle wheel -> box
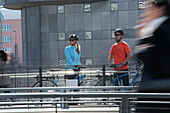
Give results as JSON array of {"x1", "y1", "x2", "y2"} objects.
[
  {"x1": 31, "y1": 80, "x2": 58, "y2": 104},
  {"x1": 132, "y1": 81, "x2": 140, "y2": 93},
  {"x1": 32, "y1": 80, "x2": 58, "y2": 87},
  {"x1": 95, "y1": 78, "x2": 119, "y2": 93},
  {"x1": 95, "y1": 78, "x2": 118, "y2": 106},
  {"x1": 95, "y1": 78, "x2": 113, "y2": 86}
]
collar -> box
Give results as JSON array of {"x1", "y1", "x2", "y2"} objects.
[{"x1": 139, "y1": 16, "x2": 169, "y2": 39}]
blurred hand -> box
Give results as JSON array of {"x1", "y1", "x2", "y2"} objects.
[
  {"x1": 115, "y1": 65, "x2": 123, "y2": 70},
  {"x1": 75, "y1": 65, "x2": 80, "y2": 68}
]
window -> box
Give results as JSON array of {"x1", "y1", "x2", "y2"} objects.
[
  {"x1": 85, "y1": 32, "x2": 92, "y2": 40},
  {"x1": 2, "y1": 24, "x2": 11, "y2": 32},
  {"x1": 111, "y1": 2, "x2": 118, "y2": 11},
  {"x1": 3, "y1": 47, "x2": 12, "y2": 53},
  {"x1": 139, "y1": 1, "x2": 146, "y2": 9},
  {"x1": 58, "y1": 5, "x2": 64, "y2": 14},
  {"x1": 84, "y1": 4, "x2": 91, "y2": 13},
  {"x1": 58, "y1": 32, "x2": 65, "y2": 40},
  {"x1": 59, "y1": 59, "x2": 65, "y2": 65},
  {"x1": 2, "y1": 36, "x2": 12, "y2": 43},
  {"x1": 86, "y1": 59, "x2": 92, "y2": 65}
]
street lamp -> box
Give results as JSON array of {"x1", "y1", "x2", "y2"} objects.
[
  {"x1": 0, "y1": 6, "x2": 3, "y2": 49},
  {"x1": 13, "y1": 29, "x2": 18, "y2": 67},
  {"x1": 0, "y1": 17, "x2": 2, "y2": 49}
]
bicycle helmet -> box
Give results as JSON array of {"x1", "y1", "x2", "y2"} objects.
[
  {"x1": 114, "y1": 28, "x2": 124, "y2": 36},
  {"x1": 69, "y1": 34, "x2": 79, "y2": 40}
]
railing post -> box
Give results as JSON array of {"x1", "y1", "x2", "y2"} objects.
[
  {"x1": 55, "y1": 103, "x2": 58, "y2": 113},
  {"x1": 120, "y1": 97, "x2": 129, "y2": 113},
  {"x1": 61, "y1": 89, "x2": 68, "y2": 109},
  {"x1": 39, "y1": 67, "x2": 42, "y2": 87},
  {"x1": 103, "y1": 65, "x2": 106, "y2": 86}
]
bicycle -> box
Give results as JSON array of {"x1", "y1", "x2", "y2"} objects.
[
  {"x1": 95, "y1": 63, "x2": 142, "y2": 92},
  {"x1": 33, "y1": 67, "x2": 87, "y2": 86},
  {"x1": 32, "y1": 66, "x2": 88, "y2": 92},
  {"x1": 94, "y1": 63, "x2": 142, "y2": 106},
  {"x1": 30, "y1": 66, "x2": 88, "y2": 105}
]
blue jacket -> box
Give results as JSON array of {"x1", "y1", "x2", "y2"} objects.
[{"x1": 65, "y1": 45, "x2": 81, "y2": 69}]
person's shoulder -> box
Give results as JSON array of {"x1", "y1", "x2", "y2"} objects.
[
  {"x1": 122, "y1": 41, "x2": 129, "y2": 45},
  {"x1": 112, "y1": 43, "x2": 117, "y2": 46},
  {"x1": 161, "y1": 17, "x2": 170, "y2": 28},
  {"x1": 65, "y1": 45, "x2": 71, "y2": 49},
  {"x1": 158, "y1": 17, "x2": 170, "y2": 35}
]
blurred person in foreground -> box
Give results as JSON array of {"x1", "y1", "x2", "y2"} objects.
[
  {"x1": 109, "y1": 28, "x2": 132, "y2": 86},
  {"x1": 135, "y1": 0, "x2": 170, "y2": 112},
  {"x1": 0, "y1": 49, "x2": 11, "y2": 92}
]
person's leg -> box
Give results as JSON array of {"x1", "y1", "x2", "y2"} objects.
[
  {"x1": 120, "y1": 69, "x2": 129, "y2": 86},
  {"x1": 122, "y1": 75, "x2": 129, "y2": 86}
]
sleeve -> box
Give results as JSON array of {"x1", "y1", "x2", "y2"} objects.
[
  {"x1": 124, "y1": 43, "x2": 131, "y2": 54},
  {"x1": 110, "y1": 45, "x2": 114, "y2": 55},
  {"x1": 65, "y1": 47, "x2": 75, "y2": 65},
  {"x1": 76, "y1": 44, "x2": 81, "y2": 65},
  {"x1": 78, "y1": 46, "x2": 81, "y2": 61}
]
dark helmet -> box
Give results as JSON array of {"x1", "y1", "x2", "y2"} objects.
[
  {"x1": 69, "y1": 34, "x2": 79, "y2": 40},
  {"x1": 114, "y1": 28, "x2": 124, "y2": 36}
]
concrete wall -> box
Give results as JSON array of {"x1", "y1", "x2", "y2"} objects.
[{"x1": 4, "y1": 0, "x2": 145, "y2": 67}]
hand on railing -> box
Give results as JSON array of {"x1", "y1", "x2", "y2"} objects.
[
  {"x1": 109, "y1": 63, "x2": 128, "y2": 70},
  {"x1": 75, "y1": 65, "x2": 86, "y2": 68}
]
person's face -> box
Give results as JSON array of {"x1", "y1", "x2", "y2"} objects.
[
  {"x1": 69, "y1": 38, "x2": 76, "y2": 45},
  {"x1": 115, "y1": 32, "x2": 123, "y2": 43}
]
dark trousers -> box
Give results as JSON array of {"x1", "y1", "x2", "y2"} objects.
[{"x1": 114, "y1": 69, "x2": 129, "y2": 86}]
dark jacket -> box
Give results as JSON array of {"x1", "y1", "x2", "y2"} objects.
[
  {"x1": 137, "y1": 17, "x2": 170, "y2": 92},
  {"x1": 0, "y1": 58, "x2": 11, "y2": 86}
]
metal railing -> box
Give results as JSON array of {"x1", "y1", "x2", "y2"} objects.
[
  {"x1": 0, "y1": 64, "x2": 139, "y2": 89},
  {"x1": 0, "y1": 87, "x2": 170, "y2": 113}
]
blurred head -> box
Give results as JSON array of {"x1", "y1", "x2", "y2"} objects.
[
  {"x1": 114, "y1": 28, "x2": 124, "y2": 43},
  {"x1": 0, "y1": 49, "x2": 10, "y2": 62},
  {"x1": 153, "y1": 0, "x2": 170, "y2": 16},
  {"x1": 141, "y1": 0, "x2": 170, "y2": 23}
]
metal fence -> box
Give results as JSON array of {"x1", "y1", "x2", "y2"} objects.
[
  {"x1": 0, "y1": 64, "x2": 146, "y2": 113},
  {"x1": 0, "y1": 64, "x2": 141, "y2": 88},
  {"x1": 0, "y1": 87, "x2": 169, "y2": 113}
]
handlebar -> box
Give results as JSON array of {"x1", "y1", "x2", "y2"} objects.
[
  {"x1": 109, "y1": 62, "x2": 128, "y2": 68},
  {"x1": 50, "y1": 65, "x2": 86, "y2": 71}
]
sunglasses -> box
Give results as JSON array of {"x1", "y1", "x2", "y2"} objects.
[
  {"x1": 115, "y1": 34, "x2": 121, "y2": 36},
  {"x1": 69, "y1": 39, "x2": 75, "y2": 41}
]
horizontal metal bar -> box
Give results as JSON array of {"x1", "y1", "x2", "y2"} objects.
[
  {"x1": 0, "y1": 93, "x2": 170, "y2": 99},
  {"x1": 46, "y1": 70, "x2": 129, "y2": 75},
  {"x1": 0, "y1": 86, "x2": 138, "y2": 91},
  {"x1": 131, "y1": 101, "x2": 170, "y2": 104},
  {"x1": 0, "y1": 101, "x2": 121, "y2": 105}
]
